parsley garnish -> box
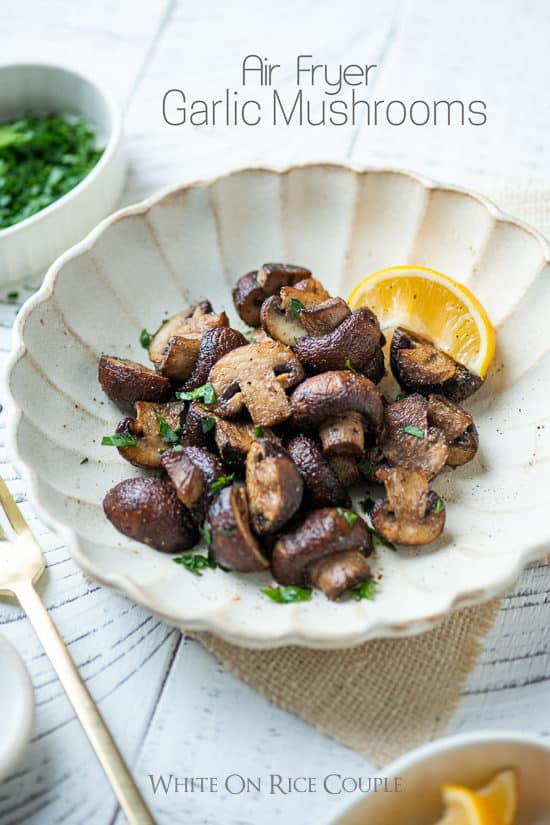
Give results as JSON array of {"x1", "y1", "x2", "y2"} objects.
[
  {"x1": 371, "y1": 528, "x2": 396, "y2": 550},
  {"x1": 102, "y1": 432, "x2": 138, "y2": 447},
  {"x1": 253, "y1": 425, "x2": 264, "y2": 438},
  {"x1": 7, "y1": 291, "x2": 19, "y2": 301},
  {"x1": 201, "y1": 416, "x2": 216, "y2": 434},
  {"x1": 80, "y1": 457, "x2": 89, "y2": 465},
  {"x1": 201, "y1": 522, "x2": 212, "y2": 546},
  {"x1": 360, "y1": 497, "x2": 376, "y2": 514},
  {"x1": 345, "y1": 358, "x2": 359, "y2": 374},
  {"x1": 337, "y1": 507, "x2": 359, "y2": 527},
  {"x1": 140, "y1": 319, "x2": 168, "y2": 349},
  {"x1": 289, "y1": 298, "x2": 305, "y2": 317},
  {"x1": 357, "y1": 459, "x2": 372, "y2": 477},
  {"x1": 173, "y1": 553, "x2": 217, "y2": 576},
  {"x1": 396, "y1": 391, "x2": 409, "y2": 400},
  {"x1": 261, "y1": 586, "x2": 312, "y2": 604},
  {"x1": 176, "y1": 383, "x2": 217, "y2": 404},
  {"x1": 153, "y1": 408, "x2": 181, "y2": 444},
  {"x1": 210, "y1": 473, "x2": 235, "y2": 493},
  {"x1": 349, "y1": 579, "x2": 376, "y2": 601},
  {"x1": 434, "y1": 497, "x2": 445, "y2": 514},
  {"x1": 402, "y1": 425, "x2": 425, "y2": 439}
]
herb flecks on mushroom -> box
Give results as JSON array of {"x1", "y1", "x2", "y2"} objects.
[
  {"x1": 390, "y1": 327, "x2": 482, "y2": 402},
  {"x1": 115, "y1": 400, "x2": 185, "y2": 468},
  {"x1": 371, "y1": 467, "x2": 445, "y2": 546},
  {"x1": 233, "y1": 263, "x2": 311, "y2": 327},
  {"x1": 380, "y1": 393, "x2": 448, "y2": 480}
]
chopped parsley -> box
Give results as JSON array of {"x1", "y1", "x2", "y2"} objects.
[
  {"x1": 402, "y1": 425, "x2": 425, "y2": 439},
  {"x1": 176, "y1": 383, "x2": 216, "y2": 404},
  {"x1": 140, "y1": 319, "x2": 168, "y2": 349},
  {"x1": 201, "y1": 416, "x2": 216, "y2": 434},
  {"x1": 434, "y1": 497, "x2": 445, "y2": 514},
  {"x1": 201, "y1": 522, "x2": 212, "y2": 546},
  {"x1": 80, "y1": 457, "x2": 89, "y2": 465},
  {"x1": 261, "y1": 585, "x2": 312, "y2": 604},
  {"x1": 289, "y1": 297, "x2": 305, "y2": 317},
  {"x1": 153, "y1": 408, "x2": 181, "y2": 444},
  {"x1": 101, "y1": 432, "x2": 138, "y2": 447},
  {"x1": 357, "y1": 459, "x2": 372, "y2": 478},
  {"x1": 253, "y1": 425, "x2": 264, "y2": 438},
  {"x1": 396, "y1": 391, "x2": 409, "y2": 400},
  {"x1": 345, "y1": 358, "x2": 359, "y2": 374},
  {"x1": 337, "y1": 507, "x2": 359, "y2": 527},
  {"x1": 173, "y1": 553, "x2": 218, "y2": 576},
  {"x1": 7, "y1": 291, "x2": 19, "y2": 301},
  {"x1": 349, "y1": 579, "x2": 376, "y2": 601},
  {"x1": 210, "y1": 473, "x2": 235, "y2": 493}
]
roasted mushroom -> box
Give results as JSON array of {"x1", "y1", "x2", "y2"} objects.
[
  {"x1": 233, "y1": 263, "x2": 311, "y2": 326},
  {"x1": 161, "y1": 446, "x2": 225, "y2": 523},
  {"x1": 98, "y1": 355, "x2": 171, "y2": 412},
  {"x1": 290, "y1": 371, "x2": 384, "y2": 457},
  {"x1": 185, "y1": 403, "x2": 276, "y2": 470},
  {"x1": 150, "y1": 301, "x2": 229, "y2": 379},
  {"x1": 180, "y1": 327, "x2": 247, "y2": 391},
  {"x1": 103, "y1": 477, "x2": 198, "y2": 553},
  {"x1": 286, "y1": 434, "x2": 349, "y2": 507},
  {"x1": 116, "y1": 400, "x2": 185, "y2": 468},
  {"x1": 208, "y1": 340, "x2": 304, "y2": 427},
  {"x1": 380, "y1": 393, "x2": 448, "y2": 480},
  {"x1": 371, "y1": 467, "x2": 445, "y2": 546},
  {"x1": 427, "y1": 393, "x2": 479, "y2": 467},
  {"x1": 207, "y1": 485, "x2": 269, "y2": 572},
  {"x1": 245, "y1": 439, "x2": 303, "y2": 534},
  {"x1": 294, "y1": 308, "x2": 385, "y2": 382},
  {"x1": 390, "y1": 327, "x2": 482, "y2": 402},
  {"x1": 271, "y1": 508, "x2": 372, "y2": 599},
  {"x1": 261, "y1": 275, "x2": 349, "y2": 345}
]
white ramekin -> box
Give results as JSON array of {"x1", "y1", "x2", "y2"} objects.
[
  {"x1": 0, "y1": 63, "x2": 126, "y2": 285},
  {"x1": 329, "y1": 730, "x2": 550, "y2": 823}
]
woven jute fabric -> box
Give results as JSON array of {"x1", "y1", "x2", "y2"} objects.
[{"x1": 193, "y1": 187, "x2": 548, "y2": 767}]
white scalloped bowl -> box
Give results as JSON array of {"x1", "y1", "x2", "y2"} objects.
[{"x1": 5, "y1": 164, "x2": 550, "y2": 648}]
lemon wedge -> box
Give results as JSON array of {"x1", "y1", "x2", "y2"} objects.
[
  {"x1": 347, "y1": 265, "x2": 495, "y2": 378},
  {"x1": 434, "y1": 769, "x2": 519, "y2": 825}
]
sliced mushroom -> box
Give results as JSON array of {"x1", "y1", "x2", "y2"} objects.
[
  {"x1": 208, "y1": 485, "x2": 269, "y2": 572},
  {"x1": 286, "y1": 435, "x2": 349, "y2": 507},
  {"x1": 181, "y1": 327, "x2": 247, "y2": 391},
  {"x1": 309, "y1": 549, "x2": 372, "y2": 600},
  {"x1": 161, "y1": 446, "x2": 225, "y2": 523},
  {"x1": 428, "y1": 393, "x2": 479, "y2": 467},
  {"x1": 260, "y1": 295, "x2": 305, "y2": 346},
  {"x1": 117, "y1": 400, "x2": 185, "y2": 468},
  {"x1": 271, "y1": 508, "x2": 372, "y2": 594},
  {"x1": 279, "y1": 278, "x2": 331, "y2": 309},
  {"x1": 371, "y1": 467, "x2": 445, "y2": 546},
  {"x1": 209, "y1": 341, "x2": 304, "y2": 427},
  {"x1": 291, "y1": 371, "x2": 383, "y2": 457},
  {"x1": 150, "y1": 302, "x2": 228, "y2": 378},
  {"x1": 245, "y1": 439, "x2": 303, "y2": 534},
  {"x1": 98, "y1": 355, "x2": 171, "y2": 413},
  {"x1": 390, "y1": 327, "x2": 482, "y2": 402},
  {"x1": 294, "y1": 308, "x2": 385, "y2": 381},
  {"x1": 380, "y1": 394, "x2": 448, "y2": 480},
  {"x1": 103, "y1": 477, "x2": 198, "y2": 553},
  {"x1": 261, "y1": 292, "x2": 350, "y2": 346},
  {"x1": 233, "y1": 264, "x2": 311, "y2": 326}
]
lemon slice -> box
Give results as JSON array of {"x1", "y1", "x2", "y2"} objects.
[
  {"x1": 434, "y1": 769, "x2": 519, "y2": 825},
  {"x1": 348, "y1": 265, "x2": 495, "y2": 378}
]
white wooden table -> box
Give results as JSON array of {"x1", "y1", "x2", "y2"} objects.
[{"x1": 1, "y1": 2, "x2": 549, "y2": 823}]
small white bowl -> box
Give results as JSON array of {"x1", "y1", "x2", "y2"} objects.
[
  {"x1": 329, "y1": 731, "x2": 550, "y2": 824},
  {"x1": 0, "y1": 63, "x2": 126, "y2": 284},
  {"x1": 0, "y1": 636, "x2": 33, "y2": 780}
]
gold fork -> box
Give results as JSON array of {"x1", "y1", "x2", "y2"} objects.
[{"x1": 0, "y1": 475, "x2": 155, "y2": 824}]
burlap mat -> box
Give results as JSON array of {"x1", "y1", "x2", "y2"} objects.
[{"x1": 194, "y1": 186, "x2": 547, "y2": 767}]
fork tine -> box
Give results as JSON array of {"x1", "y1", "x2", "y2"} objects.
[{"x1": 0, "y1": 475, "x2": 32, "y2": 537}]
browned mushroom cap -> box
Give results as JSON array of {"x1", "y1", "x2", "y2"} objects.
[
  {"x1": 233, "y1": 264, "x2": 311, "y2": 326},
  {"x1": 117, "y1": 400, "x2": 185, "y2": 468},
  {"x1": 308, "y1": 549, "x2": 372, "y2": 600},
  {"x1": 208, "y1": 486, "x2": 269, "y2": 572},
  {"x1": 371, "y1": 467, "x2": 445, "y2": 546},
  {"x1": 271, "y1": 507, "x2": 372, "y2": 587},
  {"x1": 185, "y1": 403, "x2": 277, "y2": 469},
  {"x1": 181, "y1": 327, "x2": 247, "y2": 391},
  {"x1": 428, "y1": 394, "x2": 479, "y2": 467},
  {"x1": 290, "y1": 371, "x2": 383, "y2": 456},
  {"x1": 209, "y1": 341, "x2": 304, "y2": 427},
  {"x1": 245, "y1": 439, "x2": 303, "y2": 534},
  {"x1": 299, "y1": 298, "x2": 351, "y2": 337},
  {"x1": 294, "y1": 308, "x2": 385, "y2": 381},
  {"x1": 390, "y1": 327, "x2": 482, "y2": 402},
  {"x1": 103, "y1": 477, "x2": 198, "y2": 553},
  {"x1": 286, "y1": 435, "x2": 349, "y2": 507},
  {"x1": 98, "y1": 355, "x2": 171, "y2": 413},
  {"x1": 380, "y1": 394, "x2": 448, "y2": 480},
  {"x1": 161, "y1": 446, "x2": 225, "y2": 523},
  {"x1": 150, "y1": 302, "x2": 229, "y2": 378}
]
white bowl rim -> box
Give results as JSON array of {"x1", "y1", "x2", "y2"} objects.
[
  {"x1": 4, "y1": 162, "x2": 550, "y2": 647},
  {"x1": 328, "y1": 729, "x2": 550, "y2": 823},
  {"x1": 0, "y1": 61, "x2": 122, "y2": 240},
  {"x1": 0, "y1": 635, "x2": 34, "y2": 781}
]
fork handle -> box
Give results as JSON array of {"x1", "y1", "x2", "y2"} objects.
[{"x1": 14, "y1": 579, "x2": 156, "y2": 825}]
